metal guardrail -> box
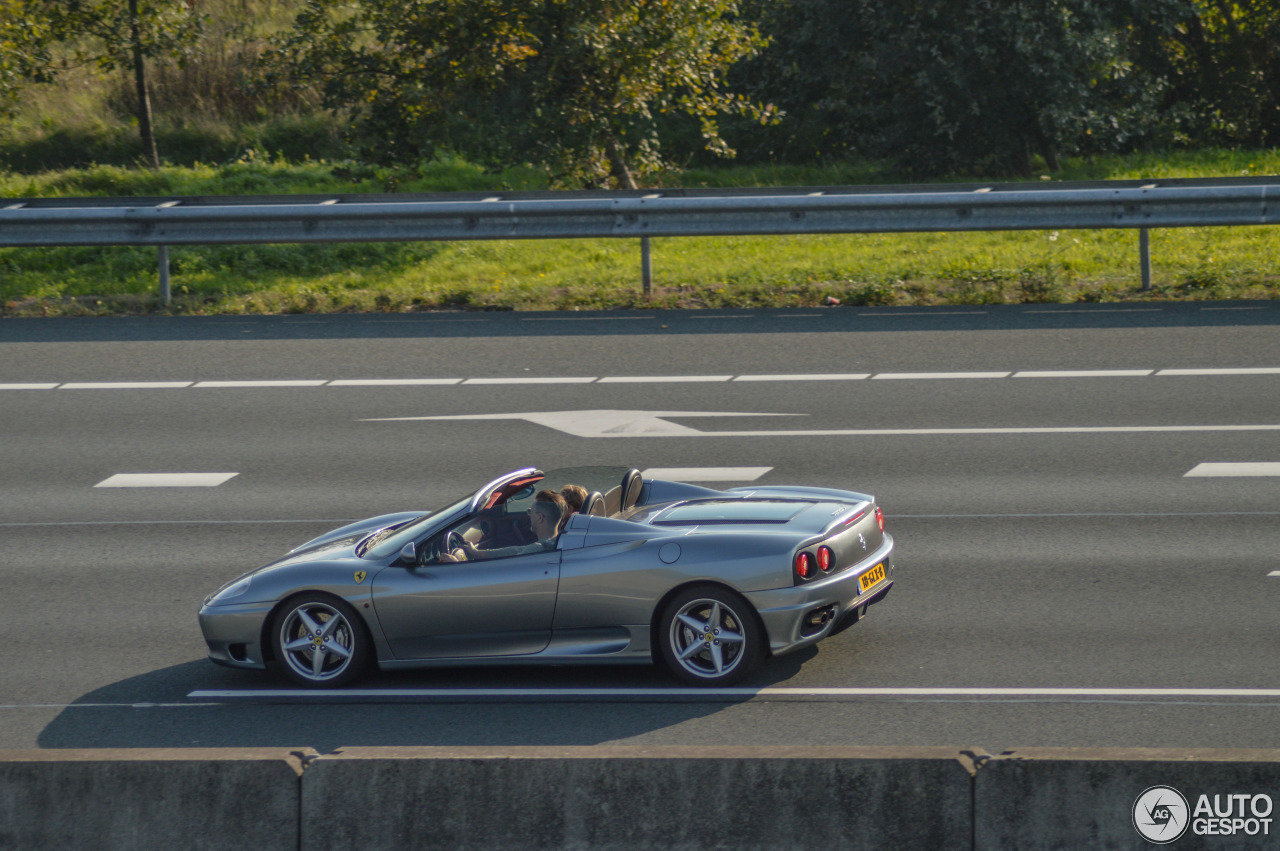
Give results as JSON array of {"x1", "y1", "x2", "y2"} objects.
[{"x1": 2, "y1": 177, "x2": 1278, "y2": 301}]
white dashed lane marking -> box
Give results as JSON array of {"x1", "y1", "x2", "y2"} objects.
[
  {"x1": 1014, "y1": 369, "x2": 1154, "y2": 378},
  {"x1": 1158, "y1": 368, "x2": 1280, "y2": 376},
  {"x1": 733, "y1": 373, "x2": 870, "y2": 382},
  {"x1": 193, "y1": 380, "x2": 327, "y2": 388},
  {"x1": 597, "y1": 375, "x2": 735, "y2": 383},
  {"x1": 59, "y1": 381, "x2": 192, "y2": 390},
  {"x1": 94, "y1": 473, "x2": 239, "y2": 488},
  {"x1": 872, "y1": 372, "x2": 1009, "y2": 380},
  {"x1": 1184, "y1": 463, "x2": 1280, "y2": 477},
  {"x1": 3, "y1": 368, "x2": 1280, "y2": 389},
  {"x1": 328, "y1": 378, "x2": 462, "y2": 386}
]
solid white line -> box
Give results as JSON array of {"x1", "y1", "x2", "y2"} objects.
[
  {"x1": 857, "y1": 311, "x2": 986, "y2": 317},
  {"x1": 641, "y1": 466, "x2": 773, "y2": 482},
  {"x1": 598, "y1": 375, "x2": 734, "y2": 383},
  {"x1": 732, "y1": 374, "x2": 870, "y2": 382},
  {"x1": 94, "y1": 472, "x2": 239, "y2": 488},
  {"x1": 1269, "y1": 571, "x2": 1280, "y2": 577},
  {"x1": 1014, "y1": 369, "x2": 1153, "y2": 378},
  {"x1": 59, "y1": 381, "x2": 192, "y2": 390},
  {"x1": 194, "y1": 380, "x2": 327, "y2": 388},
  {"x1": 1185, "y1": 462, "x2": 1280, "y2": 477},
  {"x1": 872, "y1": 372, "x2": 1010, "y2": 380},
  {"x1": 691, "y1": 425, "x2": 1280, "y2": 438},
  {"x1": 520, "y1": 316, "x2": 655, "y2": 321},
  {"x1": 327, "y1": 378, "x2": 463, "y2": 386},
  {"x1": 0, "y1": 383, "x2": 58, "y2": 390},
  {"x1": 462, "y1": 377, "x2": 598, "y2": 385},
  {"x1": 1157, "y1": 368, "x2": 1280, "y2": 376},
  {"x1": 187, "y1": 687, "x2": 1280, "y2": 700}
]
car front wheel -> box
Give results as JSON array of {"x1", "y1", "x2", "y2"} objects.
[
  {"x1": 272, "y1": 594, "x2": 369, "y2": 687},
  {"x1": 658, "y1": 586, "x2": 762, "y2": 686}
]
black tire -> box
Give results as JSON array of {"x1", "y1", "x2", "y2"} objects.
[
  {"x1": 271, "y1": 593, "x2": 370, "y2": 688},
  {"x1": 657, "y1": 585, "x2": 763, "y2": 686}
]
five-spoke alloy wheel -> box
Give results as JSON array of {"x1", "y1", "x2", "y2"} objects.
[
  {"x1": 658, "y1": 585, "x2": 762, "y2": 686},
  {"x1": 272, "y1": 594, "x2": 369, "y2": 687}
]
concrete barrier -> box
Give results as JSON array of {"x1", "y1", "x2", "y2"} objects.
[
  {"x1": 0, "y1": 748, "x2": 307, "y2": 851},
  {"x1": 301, "y1": 746, "x2": 977, "y2": 850},
  {"x1": 5, "y1": 746, "x2": 1280, "y2": 849},
  {"x1": 975, "y1": 748, "x2": 1280, "y2": 850}
]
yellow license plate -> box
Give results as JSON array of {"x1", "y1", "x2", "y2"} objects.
[{"x1": 859, "y1": 563, "x2": 886, "y2": 593}]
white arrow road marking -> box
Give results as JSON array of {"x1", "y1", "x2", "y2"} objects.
[
  {"x1": 1185, "y1": 462, "x2": 1280, "y2": 477},
  {"x1": 642, "y1": 467, "x2": 773, "y2": 482},
  {"x1": 94, "y1": 473, "x2": 239, "y2": 488},
  {"x1": 363, "y1": 410, "x2": 799, "y2": 437},
  {"x1": 362, "y1": 410, "x2": 1280, "y2": 439}
]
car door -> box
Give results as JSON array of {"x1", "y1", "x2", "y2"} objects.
[{"x1": 372, "y1": 548, "x2": 560, "y2": 659}]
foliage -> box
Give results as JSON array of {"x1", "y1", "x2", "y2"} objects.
[
  {"x1": 1126, "y1": 0, "x2": 1280, "y2": 147},
  {"x1": 737, "y1": 0, "x2": 1191, "y2": 176},
  {"x1": 26, "y1": 0, "x2": 204, "y2": 165},
  {"x1": 270, "y1": 0, "x2": 773, "y2": 187},
  {"x1": 0, "y1": 0, "x2": 57, "y2": 116}
]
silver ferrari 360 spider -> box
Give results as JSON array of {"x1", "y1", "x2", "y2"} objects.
[{"x1": 198, "y1": 466, "x2": 894, "y2": 687}]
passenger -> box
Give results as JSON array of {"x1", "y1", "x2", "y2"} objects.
[
  {"x1": 440, "y1": 489, "x2": 565, "y2": 562},
  {"x1": 558, "y1": 484, "x2": 587, "y2": 516}
]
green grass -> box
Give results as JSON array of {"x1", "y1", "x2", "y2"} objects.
[{"x1": 2, "y1": 150, "x2": 1280, "y2": 316}]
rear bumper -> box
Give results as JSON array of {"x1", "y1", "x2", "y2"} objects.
[{"x1": 744, "y1": 534, "x2": 894, "y2": 656}]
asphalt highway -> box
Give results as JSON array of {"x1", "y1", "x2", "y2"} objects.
[{"x1": 2, "y1": 302, "x2": 1278, "y2": 752}]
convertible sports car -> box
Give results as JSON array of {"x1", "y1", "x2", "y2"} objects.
[{"x1": 199, "y1": 466, "x2": 894, "y2": 687}]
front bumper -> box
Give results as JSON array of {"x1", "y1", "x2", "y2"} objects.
[
  {"x1": 744, "y1": 534, "x2": 894, "y2": 656},
  {"x1": 197, "y1": 602, "x2": 274, "y2": 670}
]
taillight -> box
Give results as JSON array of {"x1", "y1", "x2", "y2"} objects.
[
  {"x1": 817, "y1": 546, "x2": 833, "y2": 572},
  {"x1": 795, "y1": 551, "x2": 813, "y2": 579},
  {"x1": 875, "y1": 506, "x2": 884, "y2": 532}
]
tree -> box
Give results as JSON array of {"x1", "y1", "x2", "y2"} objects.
[
  {"x1": 1127, "y1": 0, "x2": 1280, "y2": 146},
  {"x1": 0, "y1": 0, "x2": 56, "y2": 117},
  {"x1": 38, "y1": 0, "x2": 202, "y2": 167},
  {"x1": 274, "y1": 0, "x2": 773, "y2": 187},
  {"x1": 737, "y1": 0, "x2": 1180, "y2": 176}
]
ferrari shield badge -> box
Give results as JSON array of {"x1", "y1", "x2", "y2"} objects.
[{"x1": 353, "y1": 570, "x2": 367, "y2": 584}]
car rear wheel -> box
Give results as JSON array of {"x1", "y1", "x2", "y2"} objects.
[
  {"x1": 272, "y1": 594, "x2": 369, "y2": 687},
  {"x1": 658, "y1": 586, "x2": 762, "y2": 686}
]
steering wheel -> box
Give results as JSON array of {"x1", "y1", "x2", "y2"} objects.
[{"x1": 447, "y1": 530, "x2": 464, "y2": 552}]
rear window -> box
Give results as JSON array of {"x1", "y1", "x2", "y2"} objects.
[{"x1": 652, "y1": 500, "x2": 808, "y2": 526}]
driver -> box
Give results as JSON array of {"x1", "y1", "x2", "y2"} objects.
[{"x1": 439, "y1": 490, "x2": 566, "y2": 562}]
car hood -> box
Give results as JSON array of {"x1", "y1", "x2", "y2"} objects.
[{"x1": 287, "y1": 511, "x2": 425, "y2": 556}]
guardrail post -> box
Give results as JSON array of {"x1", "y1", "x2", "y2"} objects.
[
  {"x1": 1139, "y1": 228, "x2": 1152, "y2": 291},
  {"x1": 641, "y1": 237, "x2": 652, "y2": 297},
  {"x1": 158, "y1": 245, "x2": 171, "y2": 305}
]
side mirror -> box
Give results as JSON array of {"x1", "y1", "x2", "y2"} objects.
[{"x1": 398, "y1": 541, "x2": 416, "y2": 565}]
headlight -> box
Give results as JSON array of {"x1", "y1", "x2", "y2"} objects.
[{"x1": 207, "y1": 576, "x2": 252, "y2": 606}]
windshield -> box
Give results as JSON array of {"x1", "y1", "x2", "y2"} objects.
[{"x1": 359, "y1": 495, "x2": 471, "y2": 560}]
